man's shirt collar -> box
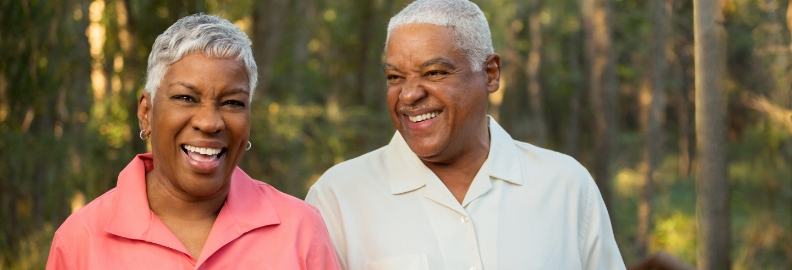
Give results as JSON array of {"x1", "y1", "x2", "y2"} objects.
[{"x1": 386, "y1": 116, "x2": 524, "y2": 196}]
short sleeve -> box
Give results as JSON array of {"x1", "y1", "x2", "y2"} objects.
[
  {"x1": 579, "y1": 176, "x2": 626, "y2": 270},
  {"x1": 306, "y1": 206, "x2": 342, "y2": 270},
  {"x1": 306, "y1": 186, "x2": 348, "y2": 269},
  {"x1": 46, "y1": 234, "x2": 77, "y2": 270}
]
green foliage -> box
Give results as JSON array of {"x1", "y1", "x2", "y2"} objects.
[{"x1": 2, "y1": 0, "x2": 792, "y2": 268}]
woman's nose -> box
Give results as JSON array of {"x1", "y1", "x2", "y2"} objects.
[{"x1": 192, "y1": 104, "x2": 225, "y2": 133}]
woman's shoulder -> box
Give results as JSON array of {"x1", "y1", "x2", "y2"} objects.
[
  {"x1": 54, "y1": 188, "x2": 119, "y2": 240},
  {"x1": 251, "y1": 181, "x2": 323, "y2": 219}
]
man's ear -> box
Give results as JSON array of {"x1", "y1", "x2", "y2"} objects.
[
  {"x1": 138, "y1": 92, "x2": 152, "y2": 137},
  {"x1": 484, "y1": 54, "x2": 501, "y2": 93}
]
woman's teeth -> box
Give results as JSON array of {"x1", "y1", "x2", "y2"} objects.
[
  {"x1": 184, "y1": 145, "x2": 222, "y2": 155},
  {"x1": 409, "y1": 111, "x2": 439, "y2": 123}
]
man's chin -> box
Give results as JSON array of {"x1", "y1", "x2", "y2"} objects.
[{"x1": 405, "y1": 142, "x2": 444, "y2": 160}]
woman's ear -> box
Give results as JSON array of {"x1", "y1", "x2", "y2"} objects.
[
  {"x1": 484, "y1": 54, "x2": 501, "y2": 94},
  {"x1": 138, "y1": 92, "x2": 152, "y2": 136}
]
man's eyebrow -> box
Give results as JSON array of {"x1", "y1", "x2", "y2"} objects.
[
  {"x1": 383, "y1": 63, "x2": 399, "y2": 72},
  {"x1": 383, "y1": 58, "x2": 455, "y2": 71},
  {"x1": 169, "y1": 81, "x2": 196, "y2": 90},
  {"x1": 420, "y1": 57, "x2": 454, "y2": 68}
]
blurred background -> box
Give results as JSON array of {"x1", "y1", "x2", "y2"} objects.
[{"x1": 1, "y1": 0, "x2": 791, "y2": 268}]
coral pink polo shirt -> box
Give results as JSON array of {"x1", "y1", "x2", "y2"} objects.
[{"x1": 47, "y1": 154, "x2": 340, "y2": 270}]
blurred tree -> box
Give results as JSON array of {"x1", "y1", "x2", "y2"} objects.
[
  {"x1": 252, "y1": 0, "x2": 287, "y2": 99},
  {"x1": 525, "y1": 0, "x2": 547, "y2": 147},
  {"x1": 582, "y1": 0, "x2": 618, "y2": 219},
  {"x1": 693, "y1": 0, "x2": 730, "y2": 268},
  {"x1": 564, "y1": 7, "x2": 585, "y2": 159},
  {"x1": 636, "y1": 0, "x2": 671, "y2": 258}
]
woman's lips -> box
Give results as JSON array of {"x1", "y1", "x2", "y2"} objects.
[{"x1": 181, "y1": 144, "x2": 225, "y2": 174}]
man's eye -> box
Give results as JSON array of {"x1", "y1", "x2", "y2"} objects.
[
  {"x1": 425, "y1": 71, "x2": 447, "y2": 77},
  {"x1": 171, "y1": 95, "x2": 196, "y2": 102},
  {"x1": 386, "y1": 75, "x2": 401, "y2": 81}
]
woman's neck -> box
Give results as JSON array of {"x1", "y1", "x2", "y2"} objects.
[{"x1": 145, "y1": 169, "x2": 228, "y2": 220}]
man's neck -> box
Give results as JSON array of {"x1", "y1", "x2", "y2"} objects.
[{"x1": 422, "y1": 125, "x2": 491, "y2": 204}]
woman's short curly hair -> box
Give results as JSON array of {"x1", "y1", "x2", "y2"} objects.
[{"x1": 145, "y1": 14, "x2": 257, "y2": 104}]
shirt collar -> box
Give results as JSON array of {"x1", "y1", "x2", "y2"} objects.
[
  {"x1": 386, "y1": 116, "x2": 523, "y2": 195},
  {"x1": 104, "y1": 153, "x2": 281, "y2": 257},
  {"x1": 487, "y1": 116, "x2": 523, "y2": 185}
]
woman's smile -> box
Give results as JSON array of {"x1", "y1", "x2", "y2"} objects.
[{"x1": 181, "y1": 144, "x2": 227, "y2": 173}]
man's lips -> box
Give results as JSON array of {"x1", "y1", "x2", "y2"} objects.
[
  {"x1": 181, "y1": 144, "x2": 227, "y2": 173},
  {"x1": 402, "y1": 110, "x2": 442, "y2": 131},
  {"x1": 407, "y1": 111, "x2": 440, "y2": 122}
]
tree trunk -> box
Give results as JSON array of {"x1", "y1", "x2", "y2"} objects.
[
  {"x1": 253, "y1": 0, "x2": 288, "y2": 99},
  {"x1": 671, "y1": 47, "x2": 693, "y2": 178},
  {"x1": 637, "y1": 0, "x2": 671, "y2": 258},
  {"x1": 498, "y1": 8, "x2": 524, "y2": 134},
  {"x1": 356, "y1": 0, "x2": 374, "y2": 107},
  {"x1": 582, "y1": 0, "x2": 618, "y2": 216},
  {"x1": 526, "y1": 0, "x2": 548, "y2": 147},
  {"x1": 694, "y1": 0, "x2": 731, "y2": 268},
  {"x1": 565, "y1": 27, "x2": 584, "y2": 158},
  {"x1": 116, "y1": 0, "x2": 146, "y2": 153}
]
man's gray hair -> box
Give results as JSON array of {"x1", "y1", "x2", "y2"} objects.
[
  {"x1": 145, "y1": 14, "x2": 257, "y2": 104},
  {"x1": 386, "y1": 0, "x2": 494, "y2": 71}
]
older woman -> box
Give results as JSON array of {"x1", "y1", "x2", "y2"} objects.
[{"x1": 46, "y1": 14, "x2": 340, "y2": 269}]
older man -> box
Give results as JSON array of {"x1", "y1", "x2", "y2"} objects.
[{"x1": 306, "y1": 0, "x2": 625, "y2": 269}]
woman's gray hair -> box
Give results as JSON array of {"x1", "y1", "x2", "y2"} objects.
[
  {"x1": 145, "y1": 14, "x2": 257, "y2": 104},
  {"x1": 386, "y1": 0, "x2": 494, "y2": 71}
]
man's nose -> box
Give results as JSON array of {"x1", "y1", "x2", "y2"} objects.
[{"x1": 399, "y1": 78, "x2": 427, "y2": 105}]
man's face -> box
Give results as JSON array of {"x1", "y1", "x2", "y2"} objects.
[{"x1": 384, "y1": 24, "x2": 498, "y2": 163}]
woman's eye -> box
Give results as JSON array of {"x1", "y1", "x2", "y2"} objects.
[{"x1": 222, "y1": 100, "x2": 246, "y2": 108}]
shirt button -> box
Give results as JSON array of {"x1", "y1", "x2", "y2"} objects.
[{"x1": 461, "y1": 216, "x2": 469, "y2": 222}]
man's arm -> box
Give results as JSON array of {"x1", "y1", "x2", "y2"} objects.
[
  {"x1": 306, "y1": 186, "x2": 348, "y2": 269},
  {"x1": 579, "y1": 176, "x2": 627, "y2": 270}
]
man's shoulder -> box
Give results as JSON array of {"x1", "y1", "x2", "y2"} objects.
[
  {"x1": 311, "y1": 145, "x2": 391, "y2": 191},
  {"x1": 510, "y1": 140, "x2": 593, "y2": 183}
]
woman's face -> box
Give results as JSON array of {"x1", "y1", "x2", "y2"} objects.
[{"x1": 138, "y1": 53, "x2": 250, "y2": 198}]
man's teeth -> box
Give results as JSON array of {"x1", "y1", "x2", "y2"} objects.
[
  {"x1": 184, "y1": 145, "x2": 222, "y2": 155},
  {"x1": 409, "y1": 111, "x2": 439, "y2": 123}
]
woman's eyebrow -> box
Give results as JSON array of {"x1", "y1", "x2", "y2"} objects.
[
  {"x1": 168, "y1": 81, "x2": 197, "y2": 91},
  {"x1": 221, "y1": 88, "x2": 250, "y2": 97}
]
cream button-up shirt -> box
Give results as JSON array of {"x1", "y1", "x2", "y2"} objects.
[{"x1": 306, "y1": 118, "x2": 625, "y2": 270}]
